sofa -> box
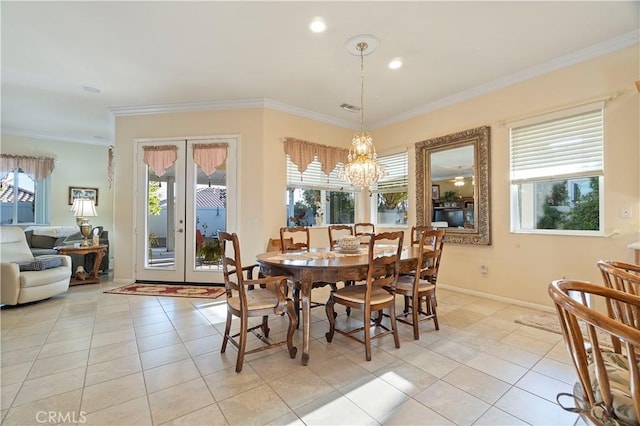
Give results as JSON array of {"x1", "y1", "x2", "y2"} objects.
[
  {"x1": 0, "y1": 226, "x2": 71, "y2": 305},
  {"x1": 23, "y1": 226, "x2": 110, "y2": 273}
]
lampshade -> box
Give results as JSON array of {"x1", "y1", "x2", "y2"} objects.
[
  {"x1": 73, "y1": 198, "x2": 97, "y2": 217},
  {"x1": 339, "y1": 35, "x2": 386, "y2": 189}
]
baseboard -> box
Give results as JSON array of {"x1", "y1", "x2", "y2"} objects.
[{"x1": 438, "y1": 283, "x2": 555, "y2": 313}]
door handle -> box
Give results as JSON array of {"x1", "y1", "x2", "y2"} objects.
[{"x1": 176, "y1": 228, "x2": 184, "y2": 233}]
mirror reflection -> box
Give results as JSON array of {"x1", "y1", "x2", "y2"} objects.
[{"x1": 415, "y1": 126, "x2": 491, "y2": 245}]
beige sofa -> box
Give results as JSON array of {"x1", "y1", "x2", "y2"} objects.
[{"x1": 0, "y1": 226, "x2": 71, "y2": 305}]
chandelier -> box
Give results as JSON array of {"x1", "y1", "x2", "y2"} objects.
[{"x1": 340, "y1": 36, "x2": 386, "y2": 188}]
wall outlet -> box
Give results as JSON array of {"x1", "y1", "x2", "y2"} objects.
[
  {"x1": 480, "y1": 265, "x2": 488, "y2": 276},
  {"x1": 621, "y1": 207, "x2": 632, "y2": 218}
]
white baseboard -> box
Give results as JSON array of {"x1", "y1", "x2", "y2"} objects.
[{"x1": 438, "y1": 283, "x2": 555, "y2": 314}]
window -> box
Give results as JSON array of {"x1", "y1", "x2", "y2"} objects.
[
  {"x1": 0, "y1": 169, "x2": 50, "y2": 225},
  {"x1": 286, "y1": 156, "x2": 356, "y2": 226},
  {"x1": 510, "y1": 105, "x2": 603, "y2": 234},
  {"x1": 372, "y1": 151, "x2": 408, "y2": 225}
]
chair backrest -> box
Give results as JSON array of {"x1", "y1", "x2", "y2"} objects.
[
  {"x1": 279, "y1": 227, "x2": 310, "y2": 252},
  {"x1": 598, "y1": 260, "x2": 640, "y2": 296},
  {"x1": 0, "y1": 226, "x2": 35, "y2": 263},
  {"x1": 266, "y1": 237, "x2": 292, "y2": 252},
  {"x1": 410, "y1": 225, "x2": 435, "y2": 245},
  {"x1": 219, "y1": 231, "x2": 249, "y2": 303},
  {"x1": 354, "y1": 223, "x2": 375, "y2": 237},
  {"x1": 366, "y1": 231, "x2": 404, "y2": 296},
  {"x1": 413, "y1": 231, "x2": 441, "y2": 284},
  {"x1": 548, "y1": 279, "x2": 640, "y2": 425},
  {"x1": 327, "y1": 225, "x2": 354, "y2": 249}
]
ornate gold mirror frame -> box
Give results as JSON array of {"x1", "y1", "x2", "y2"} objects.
[{"x1": 415, "y1": 126, "x2": 491, "y2": 245}]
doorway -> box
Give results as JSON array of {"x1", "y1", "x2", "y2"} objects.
[{"x1": 135, "y1": 136, "x2": 237, "y2": 283}]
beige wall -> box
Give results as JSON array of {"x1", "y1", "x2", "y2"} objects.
[
  {"x1": 373, "y1": 45, "x2": 639, "y2": 307},
  {"x1": 112, "y1": 109, "x2": 352, "y2": 282},
  {"x1": 0, "y1": 134, "x2": 112, "y2": 231}
]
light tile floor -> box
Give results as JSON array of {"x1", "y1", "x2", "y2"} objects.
[{"x1": 1, "y1": 279, "x2": 582, "y2": 425}]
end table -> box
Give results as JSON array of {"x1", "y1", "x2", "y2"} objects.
[{"x1": 56, "y1": 244, "x2": 107, "y2": 285}]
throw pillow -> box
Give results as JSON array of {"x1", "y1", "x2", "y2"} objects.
[{"x1": 17, "y1": 257, "x2": 63, "y2": 271}]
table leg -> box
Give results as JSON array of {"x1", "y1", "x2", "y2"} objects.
[
  {"x1": 300, "y1": 269, "x2": 313, "y2": 365},
  {"x1": 90, "y1": 248, "x2": 105, "y2": 279}
]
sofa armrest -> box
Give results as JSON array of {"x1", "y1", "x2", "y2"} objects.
[{"x1": 1, "y1": 262, "x2": 21, "y2": 305}]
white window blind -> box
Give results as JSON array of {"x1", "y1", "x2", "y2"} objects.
[
  {"x1": 287, "y1": 156, "x2": 358, "y2": 191},
  {"x1": 510, "y1": 108, "x2": 603, "y2": 183},
  {"x1": 374, "y1": 151, "x2": 408, "y2": 193}
]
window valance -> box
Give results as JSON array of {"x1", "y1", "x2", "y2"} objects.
[
  {"x1": 0, "y1": 154, "x2": 55, "y2": 181},
  {"x1": 284, "y1": 137, "x2": 349, "y2": 175},
  {"x1": 143, "y1": 145, "x2": 177, "y2": 177},
  {"x1": 193, "y1": 143, "x2": 228, "y2": 177}
]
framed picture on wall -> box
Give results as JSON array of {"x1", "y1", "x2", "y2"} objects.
[
  {"x1": 431, "y1": 184, "x2": 440, "y2": 200},
  {"x1": 68, "y1": 187, "x2": 99, "y2": 206}
]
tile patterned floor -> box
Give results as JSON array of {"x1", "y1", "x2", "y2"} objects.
[{"x1": 1, "y1": 279, "x2": 582, "y2": 425}]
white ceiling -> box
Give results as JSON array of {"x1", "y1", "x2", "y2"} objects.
[{"x1": 2, "y1": 1, "x2": 638, "y2": 146}]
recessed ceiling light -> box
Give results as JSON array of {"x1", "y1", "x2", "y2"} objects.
[
  {"x1": 82, "y1": 85, "x2": 101, "y2": 94},
  {"x1": 388, "y1": 59, "x2": 402, "y2": 70},
  {"x1": 309, "y1": 17, "x2": 326, "y2": 33}
]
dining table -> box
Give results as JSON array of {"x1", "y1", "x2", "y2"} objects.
[{"x1": 256, "y1": 245, "x2": 422, "y2": 365}]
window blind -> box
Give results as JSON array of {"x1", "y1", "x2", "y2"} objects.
[
  {"x1": 374, "y1": 151, "x2": 408, "y2": 193},
  {"x1": 286, "y1": 156, "x2": 358, "y2": 191},
  {"x1": 510, "y1": 109, "x2": 603, "y2": 183}
]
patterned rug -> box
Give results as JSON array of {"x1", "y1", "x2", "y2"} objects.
[
  {"x1": 105, "y1": 283, "x2": 225, "y2": 299},
  {"x1": 515, "y1": 312, "x2": 563, "y2": 334}
]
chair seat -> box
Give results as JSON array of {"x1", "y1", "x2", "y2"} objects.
[
  {"x1": 227, "y1": 288, "x2": 279, "y2": 311},
  {"x1": 333, "y1": 284, "x2": 394, "y2": 304},
  {"x1": 395, "y1": 276, "x2": 435, "y2": 294},
  {"x1": 586, "y1": 351, "x2": 639, "y2": 425}
]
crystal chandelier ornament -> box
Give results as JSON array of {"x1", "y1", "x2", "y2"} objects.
[{"x1": 340, "y1": 36, "x2": 386, "y2": 189}]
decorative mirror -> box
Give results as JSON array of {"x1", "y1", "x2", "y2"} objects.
[{"x1": 415, "y1": 126, "x2": 491, "y2": 245}]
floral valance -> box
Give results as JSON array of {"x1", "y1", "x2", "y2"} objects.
[
  {"x1": 193, "y1": 143, "x2": 228, "y2": 177},
  {"x1": 0, "y1": 154, "x2": 55, "y2": 181},
  {"x1": 284, "y1": 137, "x2": 349, "y2": 175},
  {"x1": 143, "y1": 145, "x2": 177, "y2": 177}
]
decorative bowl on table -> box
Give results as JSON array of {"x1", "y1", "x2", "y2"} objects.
[{"x1": 338, "y1": 235, "x2": 360, "y2": 251}]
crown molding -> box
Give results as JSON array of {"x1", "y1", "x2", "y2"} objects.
[
  {"x1": 107, "y1": 98, "x2": 357, "y2": 140},
  {"x1": 372, "y1": 29, "x2": 640, "y2": 129},
  {"x1": 1, "y1": 128, "x2": 111, "y2": 146}
]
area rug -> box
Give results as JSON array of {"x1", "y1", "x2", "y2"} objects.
[
  {"x1": 515, "y1": 312, "x2": 563, "y2": 334},
  {"x1": 105, "y1": 283, "x2": 225, "y2": 299}
]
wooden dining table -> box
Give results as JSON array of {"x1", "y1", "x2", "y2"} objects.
[{"x1": 256, "y1": 245, "x2": 421, "y2": 365}]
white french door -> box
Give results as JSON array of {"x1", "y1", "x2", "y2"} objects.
[{"x1": 135, "y1": 136, "x2": 237, "y2": 283}]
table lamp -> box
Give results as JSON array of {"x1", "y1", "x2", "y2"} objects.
[{"x1": 73, "y1": 198, "x2": 97, "y2": 246}]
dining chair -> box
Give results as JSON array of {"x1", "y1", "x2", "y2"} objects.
[
  {"x1": 393, "y1": 230, "x2": 441, "y2": 339},
  {"x1": 597, "y1": 259, "x2": 640, "y2": 352},
  {"x1": 279, "y1": 227, "x2": 310, "y2": 252},
  {"x1": 218, "y1": 231, "x2": 297, "y2": 372},
  {"x1": 354, "y1": 222, "x2": 375, "y2": 237},
  {"x1": 409, "y1": 225, "x2": 435, "y2": 244},
  {"x1": 325, "y1": 231, "x2": 404, "y2": 361},
  {"x1": 549, "y1": 279, "x2": 640, "y2": 426},
  {"x1": 328, "y1": 224, "x2": 354, "y2": 250}
]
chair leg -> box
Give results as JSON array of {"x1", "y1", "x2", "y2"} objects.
[
  {"x1": 221, "y1": 311, "x2": 232, "y2": 353},
  {"x1": 430, "y1": 294, "x2": 439, "y2": 330},
  {"x1": 389, "y1": 303, "x2": 400, "y2": 349},
  {"x1": 286, "y1": 300, "x2": 298, "y2": 359},
  {"x1": 411, "y1": 295, "x2": 420, "y2": 340},
  {"x1": 325, "y1": 296, "x2": 336, "y2": 342},
  {"x1": 261, "y1": 315, "x2": 270, "y2": 338},
  {"x1": 364, "y1": 306, "x2": 372, "y2": 361},
  {"x1": 236, "y1": 314, "x2": 248, "y2": 372}
]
